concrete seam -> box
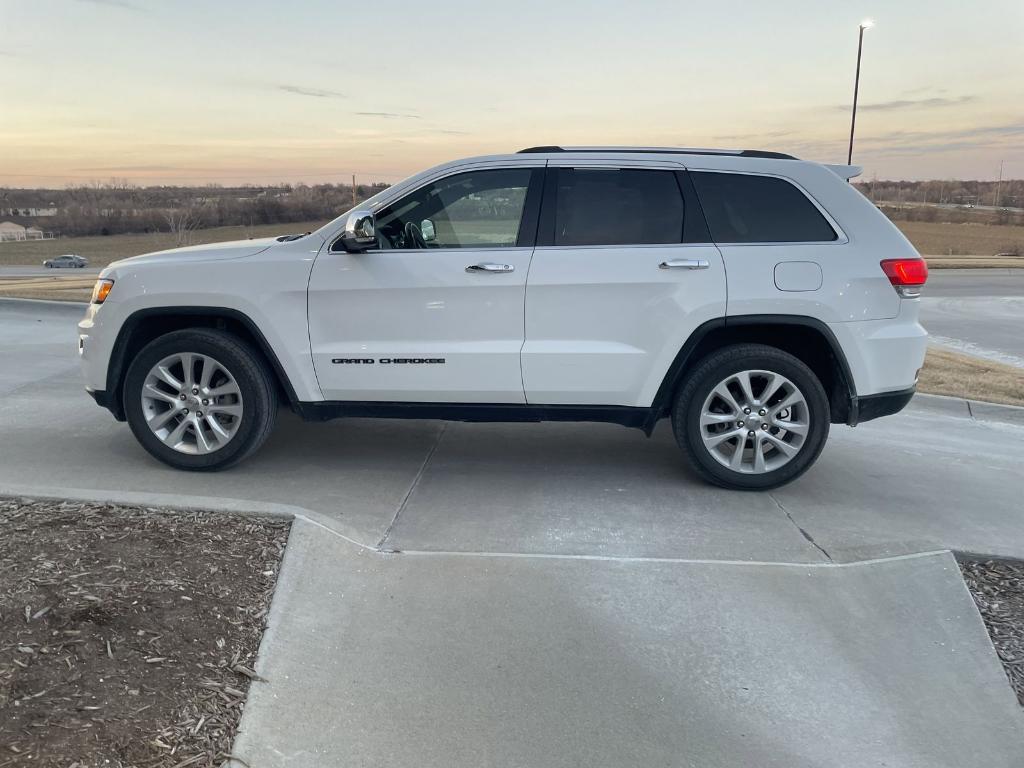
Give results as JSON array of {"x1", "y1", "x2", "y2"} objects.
[
  {"x1": 769, "y1": 493, "x2": 833, "y2": 562},
  {"x1": 389, "y1": 548, "x2": 954, "y2": 569},
  {"x1": 375, "y1": 422, "x2": 447, "y2": 550}
]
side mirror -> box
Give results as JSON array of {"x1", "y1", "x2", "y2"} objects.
[
  {"x1": 421, "y1": 219, "x2": 436, "y2": 243},
  {"x1": 339, "y1": 209, "x2": 377, "y2": 252}
]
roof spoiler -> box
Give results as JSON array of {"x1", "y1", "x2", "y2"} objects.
[{"x1": 825, "y1": 164, "x2": 862, "y2": 180}]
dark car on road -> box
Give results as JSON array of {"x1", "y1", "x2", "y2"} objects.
[{"x1": 43, "y1": 254, "x2": 89, "y2": 268}]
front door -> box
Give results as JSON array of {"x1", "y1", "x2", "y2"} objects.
[{"x1": 308, "y1": 166, "x2": 543, "y2": 403}]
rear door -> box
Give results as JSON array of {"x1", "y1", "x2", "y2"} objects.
[{"x1": 522, "y1": 162, "x2": 726, "y2": 407}]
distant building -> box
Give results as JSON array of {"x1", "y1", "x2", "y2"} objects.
[{"x1": 0, "y1": 221, "x2": 54, "y2": 241}]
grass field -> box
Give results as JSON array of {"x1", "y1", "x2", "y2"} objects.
[
  {"x1": 0, "y1": 220, "x2": 329, "y2": 269},
  {"x1": 897, "y1": 220, "x2": 1024, "y2": 257}
]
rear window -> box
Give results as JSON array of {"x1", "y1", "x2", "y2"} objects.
[
  {"x1": 554, "y1": 169, "x2": 684, "y2": 246},
  {"x1": 691, "y1": 172, "x2": 837, "y2": 243}
]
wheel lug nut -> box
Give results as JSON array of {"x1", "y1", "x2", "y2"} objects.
[
  {"x1": 761, "y1": 423, "x2": 769, "y2": 430},
  {"x1": 183, "y1": 408, "x2": 189, "y2": 415},
  {"x1": 759, "y1": 409, "x2": 766, "y2": 416},
  {"x1": 196, "y1": 411, "x2": 203, "y2": 417},
  {"x1": 202, "y1": 399, "x2": 209, "y2": 405},
  {"x1": 743, "y1": 407, "x2": 751, "y2": 414},
  {"x1": 179, "y1": 393, "x2": 186, "y2": 400},
  {"x1": 747, "y1": 430, "x2": 755, "y2": 437}
]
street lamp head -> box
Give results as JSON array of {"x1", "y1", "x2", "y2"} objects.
[{"x1": 860, "y1": 18, "x2": 875, "y2": 29}]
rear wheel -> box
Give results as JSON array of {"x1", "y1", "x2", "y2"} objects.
[
  {"x1": 672, "y1": 344, "x2": 829, "y2": 490},
  {"x1": 123, "y1": 329, "x2": 277, "y2": 471}
]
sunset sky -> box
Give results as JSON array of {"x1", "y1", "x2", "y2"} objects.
[{"x1": 1, "y1": 0, "x2": 1022, "y2": 186}]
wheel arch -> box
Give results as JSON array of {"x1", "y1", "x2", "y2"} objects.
[
  {"x1": 646, "y1": 315, "x2": 857, "y2": 433},
  {"x1": 105, "y1": 307, "x2": 300, "y2": 421}
]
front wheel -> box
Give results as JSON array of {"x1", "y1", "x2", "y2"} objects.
[
  {"x1": 123, "y1": 329, "x2": 277, "y2": 471},
  {"x1": 672, "y1": 344, "x2": 830, "y2": 490}
]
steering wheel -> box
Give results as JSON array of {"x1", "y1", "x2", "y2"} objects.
[{"x1": 403, "y1": 221, "x2": 428, "y2": 249}]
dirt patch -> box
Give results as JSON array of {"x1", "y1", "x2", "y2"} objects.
[
  {"x1": 960, "y1": 557, "x2": 1024, "y2": 707},
  {"x1": 0, "y1": 497, "x2": 289, "y2": 766},
  {"x1": 917, "y1": 347, "x2": 1024, "y2": 407}
]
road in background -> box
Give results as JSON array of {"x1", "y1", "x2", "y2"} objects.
[{"x1": 921, "y1": 268, "x2": 1024, "y2": 366}]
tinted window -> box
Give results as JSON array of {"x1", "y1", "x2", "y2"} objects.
[
  {"x1": 691, "y1": 172, "x2": 837, "y2": 243},
  {"x1": 375, "y1": 169, "x2": 531, "y2": 249},
  {"x1": 554, "y1": 169, "x2": 684, "y2": 246}
]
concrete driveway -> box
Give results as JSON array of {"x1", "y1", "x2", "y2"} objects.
[
  {"x1": 922, "y1": 268, "x2": 1024, "y2": 366},
  {"x1": 2, "y1": 298, "x2": 1023, "y2": 766}
]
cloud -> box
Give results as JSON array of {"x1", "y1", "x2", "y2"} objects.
[
  {"x1": 838, "y1": 95, "x2": 976, "y2": 112},
  {"x1": 276, "y1": 84, "x2": 346, "y2": 99},
  {"x1": 74, "y1": 165, "x2": 180, "y2": 172},
  {"x1": 355, "y1": 112, "x2": 421, "y2": 119},
  {"x1": 75, "y1": 0, "x2": 144, "y2": 10}
]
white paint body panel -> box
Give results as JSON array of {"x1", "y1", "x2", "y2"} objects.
[
  {"x1": 307, "y1": 247, "x2": 531, "y2": 403},
  {"x1": 522, "y1": 244, "x2": 725, "y2": 405}
]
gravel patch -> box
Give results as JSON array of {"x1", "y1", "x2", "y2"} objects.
[
  {"x1": 960, "y1": 557, "x2": 1024, "y2": 706},
  {"x1": 0, "y1": 497, "x2": 289, "y2": 766}
]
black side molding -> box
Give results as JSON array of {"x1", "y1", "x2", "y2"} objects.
[
  {"x1": 294, "y1": 401, "x2": 651, "y2": 430},
  {"x1": 851, "y1": 387, "x2": 916, "y2": 425}
]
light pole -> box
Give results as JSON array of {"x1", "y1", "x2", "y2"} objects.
[{"x1": 847, "y1": 19, "x2": 874, "y2": 166}]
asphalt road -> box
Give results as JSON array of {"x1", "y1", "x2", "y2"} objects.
[
  {"x1": 922, "y1": 268, "x2": 1024, "y2": 365},
  {"x1": 2, "y1": 299, "x2": 1023, "y2": 766}
]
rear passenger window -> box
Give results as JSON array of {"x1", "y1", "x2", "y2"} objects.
[
  {"x1": 691, "y1": 172, "x2": 837, "y2": 243},
  {"x1": 554, "y1": 169, "x2": 684, "y2": 246}
]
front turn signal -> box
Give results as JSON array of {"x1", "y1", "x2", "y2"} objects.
[{"x1": 91, "y1": 278, "x2": 114, "y2": 304}]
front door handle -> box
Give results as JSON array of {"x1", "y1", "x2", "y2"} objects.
[
  {"x1": 659, "y1": 259, "x2": 710, "y2": 270},
  {"x1": 466, "y1": 263, "x2": 514, "y2": 273}
]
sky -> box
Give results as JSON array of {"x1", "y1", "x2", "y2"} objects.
[{"x1": 1, "y1": 0, "x2": 1022, "y2": 187}]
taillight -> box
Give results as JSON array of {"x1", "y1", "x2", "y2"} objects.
[{"x1": 880, "y1": 258, "x2": 927, "y2": 298}]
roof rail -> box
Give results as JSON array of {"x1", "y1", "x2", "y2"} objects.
[{"x1": 517, "y1": 146, "x2": 797, "y2": 160}]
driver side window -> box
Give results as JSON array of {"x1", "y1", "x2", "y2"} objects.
[{"x1": 376, "y1": 168, "x2": 531, "y2": 249}]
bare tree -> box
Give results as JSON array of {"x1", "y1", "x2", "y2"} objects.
[{"x1": 164, "y1": 205, "x2": 204, "y2": 246}]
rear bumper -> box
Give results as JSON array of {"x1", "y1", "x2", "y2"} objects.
[{"x1": 851, "y1": 386, "x2": 916, "y2": 425}]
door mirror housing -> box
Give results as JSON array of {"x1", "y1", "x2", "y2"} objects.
[{"x1": 338, "y1": 209, "x2": 377, "y2": 252}]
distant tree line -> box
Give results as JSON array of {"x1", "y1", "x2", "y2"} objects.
[
  {"x1": 0, "y1": 181, "x2": 389, "y2": 238},
  {"x1": 853, "y1": 178, "x2": 1024, "y2": 225},
  {"x1": 2, "y1": 177, "x2": 1023, "y2": 239}
]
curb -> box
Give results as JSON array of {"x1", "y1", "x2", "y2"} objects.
[
  {"x1": 911, "y1": 392, "x2": 1024, "y2": 425},
  {"x1": 0, "y1": 484, "x2": 376, "y2": 552}
]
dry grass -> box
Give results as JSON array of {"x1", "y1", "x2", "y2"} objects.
[
  {"x1": 918, "y1": 347, "x2": 1024, "y2": 406},
  {"x1": 0, "y1": 276, "x2": 94, "y2": 302},
  {"x1": 924, "y1": 255, "x2": 1024, "y2": 270},
  {"x1": 895, "y1": 220, "x2": 1024, "y2": 257},
  {"x1": 0, "y1": 220, "x2": 329, "y2": 269}
]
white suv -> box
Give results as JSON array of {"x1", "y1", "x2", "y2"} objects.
[{"x1": 78, "y1": 146, "x2": 928, "y2": 489}]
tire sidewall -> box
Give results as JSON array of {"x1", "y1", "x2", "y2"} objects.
[
  {"x1": 674, "y1": 347, "x2": 830, "y2": 490},
  {"x1": 123, "y1": 331, "x2": 270, "y2": 471}
]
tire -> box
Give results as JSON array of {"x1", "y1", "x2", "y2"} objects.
[
  {"x1": 123, "y1": 328, "x2": 277, "y2": 471},
  {"x1": 671, "y1": 344, "x2": 830, "y2": 491}
]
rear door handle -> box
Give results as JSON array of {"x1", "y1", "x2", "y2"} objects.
[
  {"x1": 659, "y1": 259, "x2": 710, "y2": 270},
  {"x1": 466, "y1": 262, "x2": 514, "y2": 273}
]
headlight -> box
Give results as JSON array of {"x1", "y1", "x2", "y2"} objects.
[{"x1": 91, "y1": 278, "x2": 114, "y2": 304}]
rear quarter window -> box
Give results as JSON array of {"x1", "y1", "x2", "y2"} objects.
[{"x1": 691, "y1": 172, "x2": 837, "y2": 243}]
